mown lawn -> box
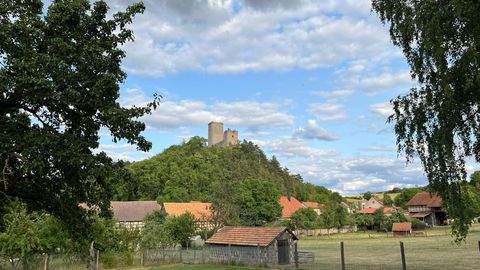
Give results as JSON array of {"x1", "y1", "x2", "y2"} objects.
[{"x1": 298, "y1": 224, "x2": 480, "y2": 270}]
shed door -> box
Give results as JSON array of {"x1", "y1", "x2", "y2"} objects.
[{"x1": 277, "y1": 239, "x2": 290, "y2": 264}]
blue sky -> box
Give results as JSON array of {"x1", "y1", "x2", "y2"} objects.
[{"x1": 93, "y1": 0, "x2": 454, "y2": 195}]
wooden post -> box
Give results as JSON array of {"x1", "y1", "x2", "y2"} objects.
[
  {"x1": 96, "y1": 250, "x2": 99, "y2": 270},
  {"x1": 141, "y1": 250, "x2": 145, "y2": 267},
  {"x1": 340, "y1": 242, "x2": 345, "y2": 270},
  {"x1": 43, "y1": 254, "x2": 49, "y2": 270},
  {"x1": 478, "y1": 241, "x2": 480, "y2": 255},
  {"x1": 400, "y1": 241, "x2": 406, "y2": 270},
  {"x1": 88, "y1": 241, "x2": 96, "y2": 270},
  {"x1": 294, "y1": 242, "x2": 299, "y2": 269}
]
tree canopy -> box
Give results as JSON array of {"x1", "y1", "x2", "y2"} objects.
[
  {"x1": 0, "y1": 0, "x2": 156, "y2": 237},
  {"x1": 372, "y1": 0, "x2": 480, "y2": 240},
  {"x1": 119, "y1": 137, "x2": 339, "y2": 225}
]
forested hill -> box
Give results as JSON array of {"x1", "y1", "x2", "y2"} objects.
[{"x1": 110, "y1": 136, "x2": 337, "y2": 204}]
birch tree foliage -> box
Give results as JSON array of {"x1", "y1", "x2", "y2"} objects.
[{"x1": 372, "y1": 0, "x2": 480, "y2": 240}]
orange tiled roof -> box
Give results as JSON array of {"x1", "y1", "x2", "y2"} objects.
[
  {"x1": 302, "y1": 201, "x2": 325, "y2": 209},
  {"x1": 163, "y1": 202, "x2": 213, "y2": 221},
  {"x1": 206, "y1": 226, "x2": 297, "y2": 247},
  {"x1": 279, "y1": 196, "x2": 305, "y2": 219},
  {"x1": 110, "y1": 201, "x2": 161, "y2": 222},
  {"x1": 392, "y1": 222, "x2": 412, "y2": 232},
  {"x1": 406, "y1": 192, "x2": 442, "y2": 207}
]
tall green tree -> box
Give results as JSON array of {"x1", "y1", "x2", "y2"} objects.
[
  {"x1": 372, "y1": 0, "x2": 480, "y2": 239},
  {"x1": 383, "y1": 194, "x2": 394, "y2": 207},
  {"x1": 236, "y1": 179, "x2": 282, "y2": 226},
  {"x1": 0, "y1": 0, "x2": 157, "y2": 237}
]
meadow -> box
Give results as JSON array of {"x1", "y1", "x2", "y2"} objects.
[{"x1": 297, "y1": 225, "x2": 480, "y2": 270}]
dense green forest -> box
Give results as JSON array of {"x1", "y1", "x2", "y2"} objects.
[{"x1": 110, "y1": 136, "x2": 337, "y2": 204}]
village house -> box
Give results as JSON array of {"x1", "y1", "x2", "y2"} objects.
[
  {"x1": 407, "y1": 191, "x2": 446, "y2": 226},
  {"x1": 302, "y1": 201, "x2": 324, "y2": 215},
  {"x1": 392, "y1": 222, "x2": 412, "y2": 236},
  {"x1": 110, "y1": 201, "x2": 161, "y2": 229},
  {"x1": 279, "y1": 196, "x2": 306, "y2": 219},
  {"x1": 162, "y1": 201, "x2": 214, "y2": 230},
  {"x1": 205, "y1": 226, "x2": 299, "y2": 266},
  {"x1": 361, "y1": 197, "x2": 384, "y2": 210}
]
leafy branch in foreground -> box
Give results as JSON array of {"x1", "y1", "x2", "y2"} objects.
[
  {"x1": 372, "y1": 0, "x2": 480, "y2": 240},
  {"x1": 0, "y1": 0, "x2": 158, "y2": 239}
]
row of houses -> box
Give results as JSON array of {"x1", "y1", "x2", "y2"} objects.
[
  {"x1": 104, "y1": 196, "x2": 324, "y2": 229},
  {"x1": 355, "y1": 191, "x2": 447, "y2": 226}
]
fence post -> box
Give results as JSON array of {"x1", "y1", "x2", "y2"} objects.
[
  {"x1": 340, "y1": 242, "x2": 345, "y2": 270},
  {"x1": 294, "y1": 242, "x2": 299, "y2": 269},
  {"x1": 478, "y1": 241, "x2": 480, "y2": 255},
  {"x1": 141, "y1": 250, "x2": 144, "y2": 266},
  {"x1": 43, "y1": 254, "x2": 49, "y2": 270},
  {"x1": 96, "y1": 250, "x2": 99, "y2": 270},
  {"x1": 88, "y1": 241, "x2": 96, "y2": 270},
  {"x1": 400, "y1": 241, "x2": 406, "y2": 270}
]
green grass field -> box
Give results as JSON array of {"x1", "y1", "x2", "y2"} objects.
[
  {"x1": 149, "y1": 264, "x2": 263, "y2": 270},
  {"x1": 297, "y1": 225, "x2": 480, "y2": 270}
]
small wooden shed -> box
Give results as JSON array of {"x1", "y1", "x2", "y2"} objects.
[
  {"x1": 392, "y1": 222, "x2": 412, "y2": 236},
  {"x1": 205, "y1": 226, "x2": 298, "y2": 266}
]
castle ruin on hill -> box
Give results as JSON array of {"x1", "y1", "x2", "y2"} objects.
[{"x1": 208, "y1": 122, "x2": 238, "y2": 147}]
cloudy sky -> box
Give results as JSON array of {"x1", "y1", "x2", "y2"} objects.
[{"x1": 94, "y1": 0, "x2": 435, "y2": 195}]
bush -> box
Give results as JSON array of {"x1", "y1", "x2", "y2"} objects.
[{"x1": 410, "y1": 218, "x2": 428, "y2": 230}]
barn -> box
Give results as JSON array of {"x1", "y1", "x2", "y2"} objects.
[
  {"x1": 392, "y1": 222, "x2": 412, "y2": 236},
  {"x1": 205, "y1": 226, "x2": 299, "y2": 266}
]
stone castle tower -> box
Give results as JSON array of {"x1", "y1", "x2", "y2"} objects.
[{"x1": 208, "y1": 121, "x2": 238, "y2": 146}]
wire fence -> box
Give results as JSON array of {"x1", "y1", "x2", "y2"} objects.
[{"x1": 1, "y1": 234, "x2": 479, "y2": 269}]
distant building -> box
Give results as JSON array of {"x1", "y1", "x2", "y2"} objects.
[
  {"x1": 110, "y1": 201, "x2": 161, "y2": 229},
  {"x1": 407, "y1": 191, "x2": 446, "y2": 226},
  {"x1": 206, "y1": 226, "x2": 299, "y2": 266},
  {"x1": 302, "y1": 201, "x2": 324, "y2": 215},
  {"x1": 361, "y1": 197, "x2": 384, "y2": 210},
  {"x1": 279, "y1": 196, "x2": 305, "y2": 219},
  {"x1": 392, "y1": 222, "x2": 412, "y2": 236},
  {"x1": 208, "y1": 121, "x2": 238, "y2": 146},
  {"x1": 162, "y1": 201, "x2": 215, "y2": 229}
]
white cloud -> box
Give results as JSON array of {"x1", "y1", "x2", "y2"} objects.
[
  {"x1": 359, "y1": 70, "x2": 412, "y2": 95},
  {"x1": 294, "y1": 119, "x2": 339, "y2": 141},
  {"x1": 312, "y1": 89, "x2": 354, "y2": 100},
  {"x1": 120, "y1": 88, "x2": 294, "y2": 130},
  {"x1": 108, "y1": 0, "x2": 396, "y2": 76},
  {"x1": 93, "y1": 143, "x2": 151, "y2": 162},
  {"x1": 289, "y1": 155, "x2": 426, "y2": 194},
  {"x1": 309, "y1": 103, "x2": 347, "y2": 121},
  {"x1": 254, "y1": 137, "x2": 337, "y2": 159},
  {"x1": 370, "y1": 101, "x2": 393, "y2": 118}
]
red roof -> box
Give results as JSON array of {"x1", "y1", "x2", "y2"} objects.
[
  {"x1": 392, "y1": 222, "x2": 412, "y2": 232},
  {"x1": 206, "y1": 226, "x2": 297, "y2": 247},
  {"x1": 279, "y1": 196, "x2": 305, "y2": 219},
  {"x1": 110, "y1": 201, "x2": 161, "y2": 222},
  {"x1": 359, "y1": 207, "x2": 392, "y2": 215},
  {"x1": 406, "y1": 192, "x2": 442, "y2": 207},
  {"x1": 163, "y1": 202, "x2": 213, "y2": 221}
]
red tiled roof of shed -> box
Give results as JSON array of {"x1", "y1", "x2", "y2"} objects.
[
  {"x1": 206, "y1": 226, "x2": 297, "y2": 247},
  {"x1": 110, "y1": 201, "x2": 161, "y2": 222},
  {"x1": 406, "y1": 192, "x2": 442, "y2": 207},
  {"x1": 392, "y1": 222, "x2": 412, "y2": 232},
  {"x1": 279, "y1": 196, "x2": 305, "y2": 219}
]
